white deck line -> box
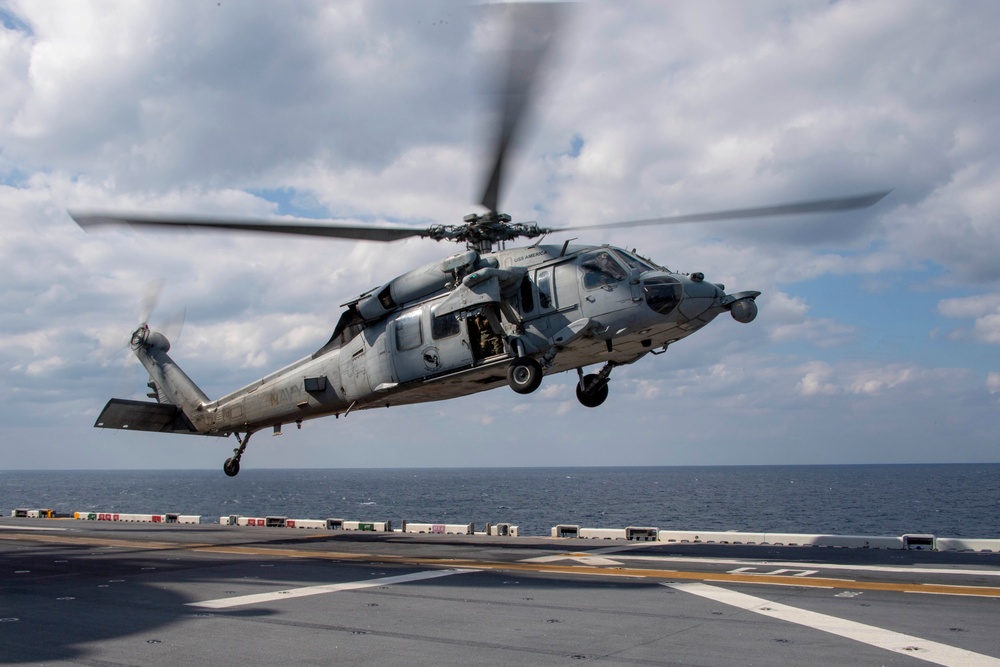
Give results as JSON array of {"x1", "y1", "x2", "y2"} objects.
[
  {"x1": 669, "y1": 582, "x2": 1000, "y2": 667},
  {"x1": 187, "y1": 568, "x2": 479, "y2": 609}
]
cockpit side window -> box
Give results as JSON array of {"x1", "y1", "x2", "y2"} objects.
[{"x1": 580, "y1": 250, "x2": 628, "y2": 290}]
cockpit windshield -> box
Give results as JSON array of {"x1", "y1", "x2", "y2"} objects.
[{"x1": 614, "y1": 249, "x2": 657, "y2": 272}]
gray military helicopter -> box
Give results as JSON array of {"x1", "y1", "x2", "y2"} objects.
[{"x1": 72, "y1": 5, "x2": 888, "y2": 476}]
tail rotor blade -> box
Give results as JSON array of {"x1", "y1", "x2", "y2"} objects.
[
  {"x1": 139, "y1": 279, "x2": 164, "y2": 325},
  {"x1": 161, "y1": 307, "x2": 186, "y2": 348}
]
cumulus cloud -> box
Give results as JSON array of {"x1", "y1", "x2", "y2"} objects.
[
  {"x1": 1, "y1": 0, "x2": 998, "y2": 468},
  {"x1": 797, "y1": 362, "x2": 838, "y2": 397},
  {"x1": 938, "y1": 293, "x2": 1000, "y2": 343}
]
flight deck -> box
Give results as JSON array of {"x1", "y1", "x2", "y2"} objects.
[{"x1": 2, "y1": 516, "x2": 1000, "y2": 666}]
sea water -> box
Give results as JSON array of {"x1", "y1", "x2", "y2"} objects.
[{"x1": 1, "y1": 464, "x2": 998, "y2": 537}]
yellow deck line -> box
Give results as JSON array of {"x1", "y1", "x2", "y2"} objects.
[
  {"x1": 0, "y1": 531, "x2": 184, "y2": 550},
  {"x1": 4, "y1": 531, "x2": 999, "y2": 598}
]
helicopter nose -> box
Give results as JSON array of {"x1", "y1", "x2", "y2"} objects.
[
  {"x1": 643, "y1": 275, "x2": 683, "y2": 315},
  {"x1": 677, "y1": 275, "x2": 725, "y2": 320}
]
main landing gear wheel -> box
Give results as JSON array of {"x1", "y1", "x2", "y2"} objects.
[
  {"x1": 507, "y1": 357, "x2": 543, "y2": 394},
  {"x1": 576, "y1": 373, "x2": 609, "y2": 408},
  {"x1": 223, "y1": 457, "x2": 240, "y2": 477}
]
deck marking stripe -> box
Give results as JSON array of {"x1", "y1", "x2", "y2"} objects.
[
  {"x1": 187, "y1": 568, "x2": 479, "y2": 609},
  {"x1": 622, "y1": 555, "x2": 1000, "y2": 578},
  {"x1": 669, "y1": 582, "x2": 1000, "y2": 667}
]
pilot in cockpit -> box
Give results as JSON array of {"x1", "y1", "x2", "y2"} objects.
[{"x1": 582, "y1": 251, "x2": 626, "y2": 289}]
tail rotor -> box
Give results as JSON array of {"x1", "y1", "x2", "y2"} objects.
[{"x1": 117, "y1": 280, "x2": 185, "y2": 398}]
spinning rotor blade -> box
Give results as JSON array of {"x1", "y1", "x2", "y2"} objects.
[
  {"x1": 71, "y1": 212, "x2": 428, "y2": 243},
  {"x1": 555, "y1": 190, "x2": 892, "y2": 233},
  {"x1": 138, "y1": 278, "x2": 164, "y2": 326},
  {"x1": 478, "y1": 2, "x2": 568, "y2": 215},
  {"x1": 135, "y1": 279, "x2": 185, "y2": 342},
  {"x1": 160, "y1": 308, "x2": 186, "y2": 347}
]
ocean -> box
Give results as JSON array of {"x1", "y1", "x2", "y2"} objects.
[{"x1": 1, "y1": 464, "x2": 998, "y2": 538}]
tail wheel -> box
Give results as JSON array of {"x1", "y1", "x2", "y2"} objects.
[
  {"x1": 576, "y1": 374, "x2": 609, "y2": 408},
  {"x1": 507, "y1": 357, "x2": 543, "y2": 394}
]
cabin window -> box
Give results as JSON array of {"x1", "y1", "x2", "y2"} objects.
[
  {"x1": 536, "y1": 269, "x2": 553, "y2": 309},
  {"x1": 431, "y1": 309, "x2": 461, "y2": 339},
  {"x1": 580, "y1": 250, "x2": 627, "y2": 290},
  {"x1": 394, "y1": 309, "x2": 423, "y2": 351}
]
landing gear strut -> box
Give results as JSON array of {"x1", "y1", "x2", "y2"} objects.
[
  {"x1": 224, "y1": 431, "x2": 254, "y2": 477},
  {"x1": 575, "y1": 362, "x2": 617, "y2": 408}
]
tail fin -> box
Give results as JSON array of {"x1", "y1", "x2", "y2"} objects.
[
  {"x1": 132, "y1": 326, "x2": 209, "y2": 409},
  {"x1": 93, "y1": 326, "x2": 212, "y2": 436}
]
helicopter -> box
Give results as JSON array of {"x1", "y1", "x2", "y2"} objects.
[{"x1": 71, "y1": 4, "x2": 889, "y2": 476}]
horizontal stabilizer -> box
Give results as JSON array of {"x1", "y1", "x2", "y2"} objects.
[{"x1": 94, "y1": 398, "x2": 211, "y2": 435}]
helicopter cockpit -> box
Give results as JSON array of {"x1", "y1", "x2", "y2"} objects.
[
  {"x1": 580, "y1": 250, "x2": 628, "y2": 289},
  {"x1": 577, "y1": 247, "x2": 681, "y2": 314}
]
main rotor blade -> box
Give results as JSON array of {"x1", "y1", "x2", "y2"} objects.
[
  {"x1": 478, "y1": 2, "x2": 568, "y2": 214},
  {"x1": 555, "y1": 190, "x2": 892, "y2": 233},
  {"x1": 71, "y1": 212, "x2": 429, "y2": 243}
]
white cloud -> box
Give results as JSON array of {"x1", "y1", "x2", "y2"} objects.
[
  {"x1": 632, "y1": 379, "x2": 662, "y2": 400},
  {"x1": 939, "y1": 294, "x2": 1000, "y2": 319},
  {"x1": 537, "y1": 383, "x2": 566, "y2": 400},
  {"x1": 1, "y1": 1, "x2": 999, "y2": 469},
  {"x1": 797, "y1": 362, "x2": 838, "y2": 397},
  {"x1": 938, "y1": 293, "x2": 1000, "y2": 344},
  {"x1": 972, "y1": 314, "x2": 1000, "y2": 344}
]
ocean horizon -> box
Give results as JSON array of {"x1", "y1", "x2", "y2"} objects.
[{"x1": 2, "y1": 463, "x2": 998, "y2": 538}]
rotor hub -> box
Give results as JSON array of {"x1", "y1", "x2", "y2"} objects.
[
  {"x1": 130, "y1": 324, "x2": 150, "y2": 350},
  {"x1": 424, "y1": 212, "x2": 549, "y2": 252}
]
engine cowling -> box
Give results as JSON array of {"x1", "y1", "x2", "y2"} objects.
[{"x1": 354, "y1": 250, "x2": 479, "y2": 322}]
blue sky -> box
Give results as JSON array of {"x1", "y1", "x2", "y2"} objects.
[
  {"x1": 0, "y1": 1, "x2": 997, "y2": 470},
  {"x1": 247, "y1": 188, "x2": 326, "y2": 219},
  {"x1": 784, "y1": 266, "x2": 979, "y2": 366}
]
